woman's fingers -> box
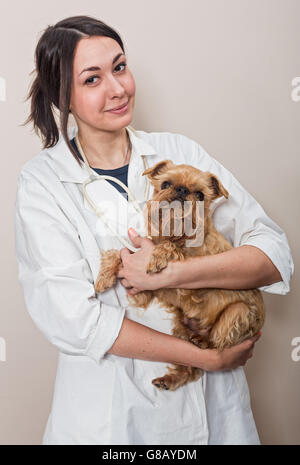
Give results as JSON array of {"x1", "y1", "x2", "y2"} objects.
[
  {"x1": 246, "y1": 331, "x2": 262, "y2": 348},
  {"x1": 127, "y1": 288, "x2": 140, "y2": 296},
  {"x1": 241, "y1": 333, "x2": 262, "y2": 364},
  {"x1": 252, "y1": 331, "x2": 262, "y2": 341},
  {"x1": 212, "y1": 330, "x2": 263, "y2": 371},
  {"x1": 120, "y1": 279, "x2": 141, "y2": 295},
  {"x1": 117, "y1": 248, "x2": 132, "y2": 278},
  {"x1": 247, "y1": 349, "x2": 254, "y2": 359},
  {"x1": 120, "y1": 247, "x2": 132, "y2": 261},
  {"x1": 120, "y1": 278, "x2": 132, "y2": 289}
]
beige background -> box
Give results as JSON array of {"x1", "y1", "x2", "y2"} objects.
[{"x1": 0, "y1": 0, "x2": 299, "y2": 445}]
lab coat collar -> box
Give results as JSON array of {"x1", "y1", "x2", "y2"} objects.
[{"x1": 46, "y1": 125, "x2": 157, "y2": 183}]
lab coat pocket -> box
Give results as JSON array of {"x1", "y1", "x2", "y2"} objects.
[{"x1": 130, "y1": 359, "x2": 203, "y2": 432}]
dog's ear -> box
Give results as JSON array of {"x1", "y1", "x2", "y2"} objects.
[
  {"x1": 142, "y1": 160, "x2": 174, "y2": 179},
  {"x1": 209, "y1": 174, "x2": 229, "y2": 200}
]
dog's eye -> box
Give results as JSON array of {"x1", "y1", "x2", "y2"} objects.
[
  {"x1": 161, "y1": 181, "x2": 171, "y2": 190},
  {"x1": 195, "y1": 191, "x2": 204, "y2": 201}
]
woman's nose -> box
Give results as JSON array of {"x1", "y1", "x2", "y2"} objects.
[{"x1": 105, "y1": 74, "x2": 125, "y2": 95}]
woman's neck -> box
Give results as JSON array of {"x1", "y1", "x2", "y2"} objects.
[{"x1": 76, "y1": 126, "x2": 131, "y2": 169}]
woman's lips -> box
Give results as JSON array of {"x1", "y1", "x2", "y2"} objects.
[{"x1": 107, "y1": 101, "x2": 129, "y2": 114}]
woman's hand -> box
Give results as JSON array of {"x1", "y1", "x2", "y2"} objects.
[
  {"x1": 117, "y1": 228, "x2": 171, "y2": 295},
  {"x1": 199, "y1": 332, "x2": 262, "y2": 372}
]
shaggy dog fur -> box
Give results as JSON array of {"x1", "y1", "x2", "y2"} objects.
[{"x1": 95, "y1": 160, "x2": 265, "y2": 391}]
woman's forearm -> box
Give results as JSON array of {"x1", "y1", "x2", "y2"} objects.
[
  {"x1": 107, "y1": 317, "x2": 261, "y2": 372},
  {"x1": 165, "y1": 245, "x2": 282, "y2": 289},
  {"x1": 107, "y1": 317, "x2": 212, "y2": 368}
]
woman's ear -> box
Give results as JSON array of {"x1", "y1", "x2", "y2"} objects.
[{"x1": 142, "y1": 159, "x2": 174, "y2": 180}]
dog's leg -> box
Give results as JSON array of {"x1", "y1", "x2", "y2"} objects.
[
  {"x1": 172, "y1": 314, "x2": 194, "y2": 342},
  {"x1": 209, "y1": 301, "x2": 263, "y2": 350},
  {"x1": 170, "y1": 310, "x2": 205, "y2": 343},
  {"x1": 95, "y1": 249, "x2": 122, "y2": 293},
  {"x1": 127, "y1": 290, "x2": 155, "y2": 309},
  {"x1": 152, "y1": 364, "x2": 203, "y2": 391},
  {"x1": 169, "y1": 307, "x2": 211, "y2": 348},
  {"x1": 146, "y1": 242, "x2": 184, "y2": 274},
  {"x1": 150, "y1": 309, "x2": 204, "y2": 391}
]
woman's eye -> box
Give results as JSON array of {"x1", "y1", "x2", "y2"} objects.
[
  {"x1": 85, "y1": 63, "x2": 127, "y2": 85},
  {"x1": 195, "y1": 191, "x2": 204, "y2": 201},
  {"x1": 85, "y1": 76, "x2": 99, "y2": 85},
  {"x1": 161, "y1": 181, "x2": 171, "y2": 189},
  {"x1": 115, "y1": 62, "x2": 127, "y2": 72}
]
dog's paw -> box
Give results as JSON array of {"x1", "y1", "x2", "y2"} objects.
[
  {"x1": 146, "y1": 255, "x2": 168, "y2": 274},
  {"x1": 94, "y1": 274, "x2": 116, "y2": 293},
  {"x1": 188, "y1": 334, "x2": 208, "y2": 349},
  {"x1": 152, "y1": 376, "x2": 172, "y2": 390},
  {"x1": 128, "y1": 291, "x2": 153, "y2": 309},
  {"x1": 152, "y1": 374, "x2": 189, "y2": 391}
]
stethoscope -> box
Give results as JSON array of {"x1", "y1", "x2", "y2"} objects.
[{"x1": 75, "y1": 125, "x2": 151, "y2": 253}]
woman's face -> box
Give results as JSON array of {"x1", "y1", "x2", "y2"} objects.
[{"x1": 69, "y1": 36, "x2": 136, "y2": 132}]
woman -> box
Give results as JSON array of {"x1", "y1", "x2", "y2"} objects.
[{"x1": 15, "y1": 15, "x2": 293, "y2": 445}]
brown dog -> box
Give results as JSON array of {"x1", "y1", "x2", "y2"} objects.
[{"x1": 95, "y1": 160, "x2": 265, "y2": 391}]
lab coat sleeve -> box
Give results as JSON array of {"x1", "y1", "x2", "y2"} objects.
[
  {"x1": 179, "y1": 134, "x2": 294, "y2": 295},
  {"x1": 14, "y1": 172, "x2": 126, "y2": 363}
]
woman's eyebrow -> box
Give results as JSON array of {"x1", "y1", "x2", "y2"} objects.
[{"x1": 79, "y1": 52, "x2": 125, "y2": 76}]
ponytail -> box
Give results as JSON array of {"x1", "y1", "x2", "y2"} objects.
[{"x1": 23, "y1": 74, "x2": 59, "y2": 148}]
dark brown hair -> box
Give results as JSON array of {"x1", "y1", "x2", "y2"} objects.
[{"x1": 23, "y1": 15, "x2": 125, "y2": 166}]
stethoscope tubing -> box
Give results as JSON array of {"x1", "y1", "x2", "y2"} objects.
[{"x1": 75, "y1": 126, "x2": 150, "y2": 252}]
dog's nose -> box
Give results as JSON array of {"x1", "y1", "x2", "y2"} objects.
[{"x1": 175, "y1": 186, "x2": 189, "y2": 199}]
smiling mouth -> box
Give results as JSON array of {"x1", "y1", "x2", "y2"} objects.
[{"x1": 107, "y1": 100, "x2": 129, "y2": 111}]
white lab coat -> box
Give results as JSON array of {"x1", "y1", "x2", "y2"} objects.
[{"x1": 14, "y1": 125, "x2": 294, "y2": 445}]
